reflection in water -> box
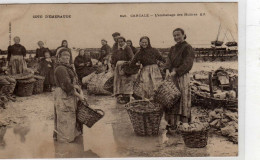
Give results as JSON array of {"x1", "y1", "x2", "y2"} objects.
[
  {"x1": 0, "y1": 126, "x2": 7, "y2": 149},
  {"x1": 13, "y1": 124, "x2": 30, "y2": 143},
  {"x1": 54, "y1": 135, "x2": 99, "y2": 158}
]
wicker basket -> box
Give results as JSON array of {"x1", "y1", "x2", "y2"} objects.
[
  {"x1": 154, "y1": 80, "x2": 181, "y2": 108},
  {"x1": 11, "y1": 73, "x2": 34, "y2": 80},
  {"x1": 133, "y1": 74, "x2": 143, "y2": 98},
  {"x1": 125, "y1": 100, "x2": 163, "y2": 136},
  {"x1": 103, "y1": 76, "x2": 114, "y2": 93},
  {"x1": 181, "y1": 129, "x2": 209, "y2": 148},
  {"x1": 192, "y1": 91, "x2": 238, "y2": 109},
  {"x1": 121, "y1": 62, "x2": 140, "y2": 76},
  {"x1": 16, "y1": 78, "x2": 36, "y2": 97},
  {"x1": 87, "y1": 72, "x2": 113, "y2": 95},
  {"x1": 33, "y1": 75, "x2": 45, "y2": 94},
  {"x1": 76, "y1": 100, "x2": 105, "y2": 128}
]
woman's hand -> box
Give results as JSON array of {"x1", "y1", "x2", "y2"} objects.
[
  {"x1": 170, "y1": 69, "x2": 176, "y2": 77},
  {"x1": 165, "y1": 69, "x2": 170, "y2": 79}
]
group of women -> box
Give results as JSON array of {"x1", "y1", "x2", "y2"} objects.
[
  {"x1": 6, "y1": 27, "x2": 195, "y2": 142},
  {"x1": 109, "y1": 28, "x2": 195, "y2": 133}
]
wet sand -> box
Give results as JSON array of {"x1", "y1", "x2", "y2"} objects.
[{"x1": 0, "y1": 61, "x2": 238, "y2": 158}]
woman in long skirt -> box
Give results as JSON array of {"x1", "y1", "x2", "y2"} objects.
[
  {"x1": 164, "y1": 28, "x2": 195, "y2": 133},
  {"x1": 53, "y1": 50, "x2": 85, "y2": 143},
  {"x1": 130, "y1": 36, "x2": 165, "y2": 99},
  {"x1": 38, "y1": 51, "x2": 55, "y2": 92},
  {"x1": 111, "y1": 36, "x2": 134, "y2": 104}
]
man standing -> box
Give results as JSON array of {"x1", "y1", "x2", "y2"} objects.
[
  {"x1": 97, "y1": 39, "x2": 111, "y2": 65},
  {"x1": 111, "y1": 32, "x2": 120, "y2": 70},
  {"x1": 7, "y1": 36, "x2": 27, "y2": 75}
]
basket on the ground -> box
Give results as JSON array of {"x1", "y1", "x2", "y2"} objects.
[
  {"x1": 181, "y1": 129, "x2": 209, "y2": 148},
  {"x1": 103, "y1": 76, "x2": 114, "y2": 93},
  {"x1": 121, "y1": 62, "x2": 140, "y2": 76},
  {"x1": 87, "y1": 72, "x2": 113, "y2": 95},
  {"x1": 33, "y1": 75, "x2": 45, "y2": 94},
  {"x1": 154, "y1": 80, "x2": 181, "y2": 108},
  {"x1": 192, "y1": 91, "x2": 238, "y2": 109},
  {"x1": 125, "y1": 100, "x2": 163, "y2": 136},
  {"x1": 16, "y1": 78, "x2": 36, "y2": 97},
  {"x1": 77, "y1": 100, "x2": 105, "y2": 128}
]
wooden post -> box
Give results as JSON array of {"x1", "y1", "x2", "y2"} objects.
[{"x1": 209, "y1": 72, "x2": 214, "y2": 97}]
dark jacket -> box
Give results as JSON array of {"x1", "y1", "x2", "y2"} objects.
[
  {"x1": 111, "y1": 45, "x2": 134, "y2": 66},
  {"x1": 98, "y1": 44, "x2": 111, "y2": 62},
  {"x1": 7, "y1": 44, "x2": 26, "y2": 61},
  {"x1": 130, "y1": 47, "x2": 165, "y2": 67},
  {"x1": 54, "y1": 63, "x2": 78, "y2": 96},
  {"x1": 164, "y1": 41, "x2": 195, "y2": 77},
  {"x1": 38, "y1": 58, "x2": 55, "y2": 85},
  {"x1": 35, "y1": 47, "x2": 52, "y2": 59}
]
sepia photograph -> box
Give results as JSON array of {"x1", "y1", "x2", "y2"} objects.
[{"x1": 0, "y1": 3, "x2": 238, "y2": 158}]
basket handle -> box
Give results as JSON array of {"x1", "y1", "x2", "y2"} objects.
[{"x1": 95, "y1": 109, "x2": 105, "y2": 117}]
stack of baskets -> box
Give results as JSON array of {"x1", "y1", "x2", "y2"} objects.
[
  {"x1": 33, "y1": 75, "x2": 45, "y2": 94},
  {"x1": 181, "y1": 129, "x2": 209, "y2": 148},
  {"x1": 125, "y1": 100, "x2": 163, "y2": 136},
  {"x1": 154, "y1": 80, "x2": 181, "y2": 108},
  {"x1": 77, "y1": 100, "x2": 105, "y2": 128}
]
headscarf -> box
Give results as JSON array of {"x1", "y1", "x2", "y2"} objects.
[
  {"x1": 126, "y1": 40, "x2": 133, "y2": 47},
  {"x1": 61, "y1": 40, "x2": 68, "y2": 48},
  {"x1": 78, "y1": 49, "x2": 85, "y2": 56},
  {"x1": 139, "y1": 36, "x2": 152, "y2": 50}
]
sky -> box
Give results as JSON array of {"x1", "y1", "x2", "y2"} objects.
[{"x1": 0, "y1": 3, "x2": 238, "y2": 50}]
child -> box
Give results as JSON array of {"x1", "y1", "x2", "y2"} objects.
[{"x1": 38, "y1": 51, "x2": 54, "y2": 92}]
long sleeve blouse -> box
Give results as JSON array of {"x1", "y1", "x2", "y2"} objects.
[
  {"x1": 54, "y1": 64, "x2": 77, "y2": 96},
  {"x1": 111, "y1": 45, "x2": 134, "y2": 66},
  {"x1": 98, "y1": 44, "x2": 111, "y2": 62},
  {"x1": 7, "y1": 44, "x2": 26, "y2": 61},
  {"x1": 74, "y1": 55, "x2": 92, "y2": 70},
  {"x1": 35, "y1": 47, "x2": 52, "y2": 58},
  {"x1": 164, "y1": 41, "x2": 195, "y2": 77},
  {"x1": 130, "y1": 47, "x2": 165, "y2": 67}
]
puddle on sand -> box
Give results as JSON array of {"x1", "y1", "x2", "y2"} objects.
[{"x1": 0, "y1": 95, "x2": 238, "y2": 158}]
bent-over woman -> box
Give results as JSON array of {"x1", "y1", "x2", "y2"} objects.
[
  {"x1": 111, "y1": 36, "x2": 134, "y2": 103},
  {"x1": 164, "y1": 28, "x2": 195, "y2": 133},
  {"x1": 130, "y1": 36, "x2": 165, "y2": 99},
  {"x1": 53, "y1": 50, "x2": 85, "y2": 143}
]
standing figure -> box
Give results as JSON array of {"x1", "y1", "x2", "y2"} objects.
[
  {"x1": 111, "y1": 32, "x2": 121, "y2": 55},
  {"x1": 35, "y1": 41, "x2": 52, "y2": 61},
  {"x1": 98, "y1": 39, "x2": 111, "y2": 65},
  {"x1": 56, "y1": 40, "x2": 73, "y2": 64},
  {"x1": 53, "y1": 50, "x2": 85, "y2": 143},
  {"x1": 7, "y1": 36, "x2": 27, "y2": 75},
  {"x1": 38, "y1": 51, "x2": 55, "y2": 92},
  {"x1": 74, "y1": 49, "x2": 94, "y2": 83},
  {"x1": 130, "y1": 36, "x2": 165, "y2": 99},
  {"x1": 126, "y1": 40, "x2": 138, "y2": 54},
  {"x1": 111, "y1": 36, "x2": 134, "y2": 103},
  {"x1": 164, "y1": 28, "x2": 195, "y2": 133}
]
